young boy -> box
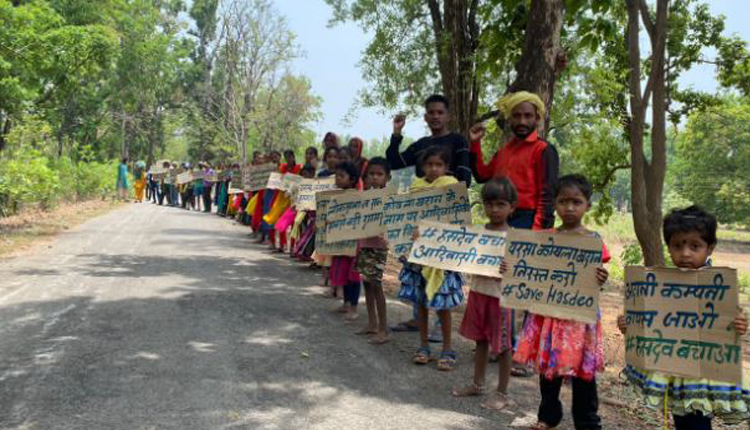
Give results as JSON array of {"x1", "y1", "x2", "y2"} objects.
[
  {"x1": 355, "y1": 157, "x2": 392, "y2": 344},
  {"x1": 453, "y1": 177, "x2": 517, "y2": 409}
]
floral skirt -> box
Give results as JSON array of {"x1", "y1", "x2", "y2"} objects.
[
  {"x1": 624, "y1": 365, "x2": 750, "y2": 425},
  {"x1": 397, "y1": 262, "x2": 463, "y2": 310},
  {"x1": 513, "y1": 312, "x2": 603, "y2": 381}
]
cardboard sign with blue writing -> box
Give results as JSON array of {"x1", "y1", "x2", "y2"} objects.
[
  {"x1": 408, "y1": 221, "x2": 507, "y2": 278},
  {"x1": 500, "y1": 229, "x2": 603, "y2": 324},
  {"x1": 382, "y1": 182, "x2": 472, "y2": 257},
  {"x1": 624, "y1": 266, "x2": 741, "y2": 384}
]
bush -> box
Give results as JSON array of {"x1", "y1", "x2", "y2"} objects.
[{"x1": 0, "y1": 145, "x2": 118, "y2": 216}]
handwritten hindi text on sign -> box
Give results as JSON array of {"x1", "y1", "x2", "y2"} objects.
[
  {"x1": 315, "y1": 191, "x2": 357, "y2": 256},
  {"x1": 295, "y1": 177, "x2": 337, "y2": 211},
  {"x1": 382, "y1": 183, "x2": 472, "y2": 257},
  {"x1": 265, "y1": 172, "x2": 285, "y2": 190},
  {"x1": 407, "y1": 221, "x2": 507, "y2": 278},
  {"x1": 624, "y1": 266, "x2": 741, "y2": 384},
  {"x1": 324, "y1": 187, "x2": 390, "y2": 243},
  {"x1": 244, "y1": 163, "x2": 278, "y2": 191},
  {"x1": 500, "y1": 229, "x2": 603, "y2": 324}
]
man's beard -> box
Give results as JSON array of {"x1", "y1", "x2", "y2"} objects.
[{"x1": 513, "y1": 124, "x2": 535, "y2": 139}]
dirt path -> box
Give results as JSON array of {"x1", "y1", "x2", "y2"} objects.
[{"x1": 1, "y1": 202, "x2": 523, "y2": 430}]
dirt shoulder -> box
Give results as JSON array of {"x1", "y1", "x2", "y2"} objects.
[{"x1": 0, "y1": 199, "x2": 123, "y2": 258}]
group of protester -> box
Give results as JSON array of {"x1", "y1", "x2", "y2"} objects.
[{"x1": 126, "y1": 91, "x2": 749, "y2": 430}]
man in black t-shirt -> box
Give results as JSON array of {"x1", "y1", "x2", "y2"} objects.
[
  {"x1": 386, "y1": 94, "x2": 472, "y2": 187},
  {"x1": 386, "y1": 94, "x2": 471, "y2": 335}
]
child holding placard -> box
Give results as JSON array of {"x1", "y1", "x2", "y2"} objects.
[
  {"x1": 313, "y1": 147, "x2": 341, "y2": 288},
  {"x1": 289, "y1": 164, "x2": 317, "y2": 259},
  {"x1": 617, "y1": 206, "x2": 750, "y2": 429},
  {"x1": 399, "y1": 146, "x2": 465, "y2": 371},
  {"x1": 452, "y1": 177, "x2": 517, "y2": 409},
  {"x1": 355, "y1": 157, "x2": 391, "y2": 344},
  {"x1": 329, "y1": 162, "x2": 362, "y2": 320},
  {"x1": 511, "y1": 174, "x2": 610, "y2": 430}
]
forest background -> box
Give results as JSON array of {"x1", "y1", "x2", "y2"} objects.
[{"x1": 2, "y1": 0, "x2": 750, "y2": 273}]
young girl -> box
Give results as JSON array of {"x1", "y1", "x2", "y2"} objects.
[
  {"x1": 617, "y1": 206, "x2": 750, "y2": 429},
  {"x1": 305, "y1": 146, "x2": 319, "y2": 171},
  {"x1": 512, "y1": 174, "x2": 610, "y2": 430},
  {"x1": 398, "y1": 145, "x2": 465, "y2": 371},
  {"x1": 266, "y1": 150, "x2": 301, "y2": 252},
  {"x1": 329, "y1": 162, "x2": 362, "y2": 320},
  {"x1": 312, "y1": 147, "x2": 341, "y2": 285},
  {"x1": 289, "y1": 164, "x2": 317, "y2": 258},
  {"x1": 453, "y1": 177, "x2": 517, "y2": 410},
  {"x1": 355, "y1": 157, "x2": 391, "y2": 344}
]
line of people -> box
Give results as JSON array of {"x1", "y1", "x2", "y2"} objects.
[{"x1": 144, "y1": 90, "x2": 750, "y2": 430}]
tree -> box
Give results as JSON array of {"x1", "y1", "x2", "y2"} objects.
[{"x1": 673, "y1": 97, "x2": 750, "y2": 225}]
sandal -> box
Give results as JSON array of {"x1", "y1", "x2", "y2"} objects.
[
  {"x1": 511, "y1": 364, "x2": 535, "y2": 377},
  {"x1": 437, "y1": 350, "x2": 457, "y2": 371},
  {"x1": 390, "y1": 321, "x2": 419, "y2": 332},
  {"x1": 412, "y1": 346, "x2": 432, "y2": 364}
]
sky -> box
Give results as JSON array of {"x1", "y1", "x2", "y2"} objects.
[{"x1": 274, "y1": 0, "x2": 750, "y2": 143}]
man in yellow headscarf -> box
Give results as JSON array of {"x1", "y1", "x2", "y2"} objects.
[
  {"x1": 469, "y1": 90, "x2": 558, "y2": 231},
  {"x1": 468, "y1": 90, "x2": 559, "y2": 377}
]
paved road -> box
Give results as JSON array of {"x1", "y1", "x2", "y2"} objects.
[{"x1": 0, "y1": 203, "x2": 517, "y2": 430}]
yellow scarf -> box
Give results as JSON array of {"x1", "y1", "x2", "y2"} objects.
[{"x1": 410, "y1": 175, "x2": 458, "y2": 300}]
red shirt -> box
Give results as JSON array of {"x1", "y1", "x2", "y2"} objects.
[{"x1": 470, "y1": 131, "x2": 558, "y2": 230}]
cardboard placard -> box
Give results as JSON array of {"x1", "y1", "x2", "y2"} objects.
[
  {"x1": 382, "y1": 182, "x2": 472, "y2": 257},
  {"x1": 192, "y1": 170, "x2": 205, "y2": 181},
  {"x1": 499, "y1": 229, "x2": 604, "y2": 324},
  {"x1": 323, "y1": 187, "x2": 391, "y2": 243},
  {"x1": 244, "y1": 163, "x2": 278, "y2": 191},
  {"x1": 408, "y1": 221, "x2": 507, "y2": 278},
  {"x1": 266, "y1": 172, "x2": 285, "y2": 190},
  {"x1": 624, "y1": 266, "x2": 741, "y2": 384},
  {"x1": 177, "y1": 171, "x2": 192, "y2": 185},
  {"x1": 205, "y1": 171, "x2": 218, "y2": 182},
  {"x1": 282, "y1": 173, "x2": 303, "y2": 193},
  {"x1": 295, "y1": 177, "x2": 338, "y2": 211},
  {"x1": 315, "y1": 190, "x2": 357, "y2": 256}
]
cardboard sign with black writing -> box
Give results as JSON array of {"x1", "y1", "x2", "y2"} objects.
[
  {"x1": 382, "y1": 182, "x2": 471, "y2": 257},
  {"x1": 295, "y1": 177, "x2": 337, "y2": 211},
  {"x1": 408, "y1": 221, "x2": 507, "y2": 278},
  {"x1": 266, "y1": 172, "x2": 285, "y2": 190},
  {"x1": 500, "y1": 229, "x2": 604, "y2": 324},
  {"x1": 244, "y1": 163, "x2": 277, "y2": 191},
  {"x1": 324, "y1": 187, "x2": 391, "y2": 243},
  {"x1": 624, "y1": 266, "x2": 741, "y2": 384},
  {"x1": 315, "y1": 190, "x2": 357, "y2": 256}
]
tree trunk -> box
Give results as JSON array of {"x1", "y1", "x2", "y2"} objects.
[
  {"x1": 427, "y1": 0, "x2": 480, "y2": 135},
  {"x1": 508, "y1": 0, "x2": 565, "y2": 137},
  {"x1": 625, "y1": 0, "x2": 668, "y2": 266},
  {"x1": 0, "y1": 117, "x2": 11, "y2": 153}
]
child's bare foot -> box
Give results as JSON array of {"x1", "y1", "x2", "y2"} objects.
[
  {"x1": 344, "y1": 311, "x2": 359, "y2": 321},
  {"x1": 355, "y1": 326, "x2": 377, "y2": 335},
  {"x1": 481, "y1": 391, "x2": 513, "y2": 410},
  {"x1": 368, "y1": 332, "x2": 389, "y2": 344},
  {"x1": 330, "y1": 305, "x2": 347, "y2": 314},
  {"x1": 452, "y1": 382, "x2": 485, "y2": 397}
]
